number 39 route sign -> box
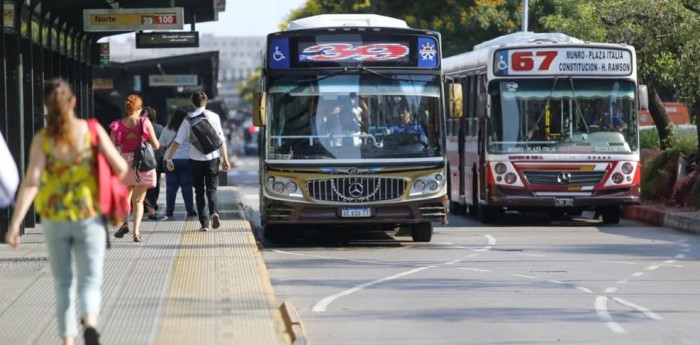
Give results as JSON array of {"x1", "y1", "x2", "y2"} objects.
[{"x1": 83, "y1": 8, "x2": 184, "y2": 32}]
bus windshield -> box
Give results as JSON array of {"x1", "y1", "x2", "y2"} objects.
[
  {"x1": 488, "y1": 79, "x2": 638, "y2": 154},
  {"x1": 265, "y1": 74, "x2": 442, "y2": 160}
]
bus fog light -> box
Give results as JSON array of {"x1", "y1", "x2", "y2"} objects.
[
  {"x1": 273, "y1": 182, "x2": 285, "y2": 193},
  {"x1": 621, "y1": 162, "x2": 633, "y2": 174},
  {"x1": 285, "y1": 182, "x2": 298, "y2": 193},
  {"x1": 612, "y1": 172, "x2": 624, "y2": 184},
  {"x1": 496, "y1": 176, "x2": 502, "y2": 182},
  {"x1": 434, "y1": 173, "x2": 443, "y2": 181},
  {"x1": 495, "y1": 163, "x2": 507, "y2": 174},
  {"x1": 427, "y1": 181, "x2": 439, "y2": 190},
  {"x1": 266, "y1": 176, "x2": 275, "y2": 184},
  {"x1": 626, "y1": 176, "x2": 632, "y2": 182},
  {"x1": 504, "y1": 173, "x2": 517, "y2": 184},
  {"x1": 414, "y1": 179, "x2": 426, "y2": 191}
]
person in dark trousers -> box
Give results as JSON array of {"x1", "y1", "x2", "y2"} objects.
[
  {"x1": 166, "y1": 91, "x2": 231, "y2": 231},
  {"x1": 159, "y1": 108, "x2": 196, "y2": 218},
  {"x1": 142, "y1": 106, "x2": 167, "y2": 221}
]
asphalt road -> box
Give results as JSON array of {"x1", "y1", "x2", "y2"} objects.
[{"x1": 232, "y1": 156, "x2": 700, "y2": 345}]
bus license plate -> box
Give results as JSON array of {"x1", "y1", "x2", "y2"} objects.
[
  {"x1": 555, "y1": 198, "x2": 574, "y2": 207},
  {"x1": 341, "y1": 208, "x2": 371, "y2": 217}
]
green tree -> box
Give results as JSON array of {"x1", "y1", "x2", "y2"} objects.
[{"x1": 542, "y1": 0, "x2": 700, "y2": 151}]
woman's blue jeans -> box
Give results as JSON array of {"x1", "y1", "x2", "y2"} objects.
[
  {"x1": 43, "y1": 217, "x2": 106, "y2": 337},
  {"x1": 164, "y1": 158, "x2": 194, "y2": 215}
]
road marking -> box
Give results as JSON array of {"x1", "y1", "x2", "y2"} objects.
[
  {"x1": 631, "y1": 272, "x2": 645, "y2": 277},
  {"x1": 595, "y1": 296, "x2": 626, "y2": 334},
  {"x1": 312, "y1": 266, "x2": 435, "y2": 312},
  {"x1": 485, "y1": 235, "x2": 497, "y2": 246},
  {"x1": 512, "y1": 274, "x2": 537, "y2": 279},
  {"x1": 467, "y1": 253, "x2": 480, "y2": 258},
  {"x1": 576, "y1": 286, "x2": 594, "y2": 294},
  {"x1": 547, "y1": 279, "x2": 565, "y2": 284},
  {"x1": 272, "y1": 250, "x2": 392, "y2": 266},
  {"x1": 675, "y1": 254, "x2": 686, "y2": 259},
  {"x1": 663, "y1": 260, "x2": 676, "y2": 264},
  {"x1": 612, "y1": 297, "x2": 663, "y2": 320},
  {"x1": 445, "y1": 260, "x2": 462, "y2": 265},
  {"x1": 458, "y1": 267, "x2": 490, "y2": 272},
  {"x1": 616, "y1": 280, "x2": 628, "y2": 285},
  {"x1": 646, "y1": 265, "x2": 660, "y2": 271},
  {"x1": 605, "y1": 287, "x2": 617, "y2": 293},
  {"x1": 599, "y1": 260, "x2": 636, "y2": 265}
]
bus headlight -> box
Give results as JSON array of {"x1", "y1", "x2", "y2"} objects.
[
  {"x1": 621, "y1": 162, "x2": 634, "y2": 175},
  {"x1": 495, "y1": 163, "x2": 507, "y2": 175},
  {"x1": 611, "y1": 172, "x2": 624, "y2": 184},
  {"x1": 504, "y1": 173, "x2": 517, "y2": 184},
  {"x1": 265, "y1": 174, "x2": 303, "y2": 198},
  {"x1": 410, "y1": 172, "x2": 446, "y2": 196}
]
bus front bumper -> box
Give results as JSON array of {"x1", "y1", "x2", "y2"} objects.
[
  {"x1": 263, "y1": 195, "x2": 448, "y2": 226},
  {"x1": 487, "y1": 186, "x2": 640, "y2": 209}
]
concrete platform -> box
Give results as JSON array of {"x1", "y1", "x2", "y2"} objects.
[{"x1": 0, "y1": 186, "x2": 290, "y2": 345}]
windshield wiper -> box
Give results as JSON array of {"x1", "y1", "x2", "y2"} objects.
[{"x1": 567, "y1": 77, "x2": 590, "y2": 134}]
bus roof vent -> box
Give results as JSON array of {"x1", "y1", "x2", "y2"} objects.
[
  {"x1": 286, "y1": 14, "x2": 409, "y2": 31},
  {"x1": 474, "y1": 32, "x2": 584, "y2": 50}
]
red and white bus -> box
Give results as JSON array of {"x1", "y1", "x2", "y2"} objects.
[{"x1": 443, "y1": 32, "x2": 648, "y2": 224}]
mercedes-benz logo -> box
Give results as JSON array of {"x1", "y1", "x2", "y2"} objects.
[
  {"x1": 348, "y1": 182, "x2": 364, "y2": 198},
  {"x1": 348, "y1": 168, "x2": 358, "y2": 174},
  {"x1": 557, "y1": 172, "x2": 572, "y2": 185}
]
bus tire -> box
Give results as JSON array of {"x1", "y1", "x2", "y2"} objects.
[
  {"x1": 479, "y1": 206, "x2": 499, "y2": 224},
  {"x1": 601, "y1": 207, "x2": 621, "y2": 225},
  {"x1": 411, "y1": 222, "x2": 433, "y2": 242}
]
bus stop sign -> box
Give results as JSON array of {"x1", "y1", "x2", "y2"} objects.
[{"x1": 83, "y1": 8, "x2": 184, "y2": 32}]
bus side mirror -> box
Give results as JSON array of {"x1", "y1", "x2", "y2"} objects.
[
  {"x1": 638, "y1": 85, "x2": 649, "y2": 111},
  {"x1": 252, "y1": 91, "x2": 266, "y2": 126},
  {"x1": 449, "y1": 83, "x2": 463, "y2": 118}
]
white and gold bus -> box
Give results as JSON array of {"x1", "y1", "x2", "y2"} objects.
[
  {"x1": 253, "y1": 15, "x2": 447, "y2": 242},
  {"x1": 443, "y1": 32, "x2": 648, "y2": 224}
]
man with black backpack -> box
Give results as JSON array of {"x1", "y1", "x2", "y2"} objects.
[{"x1": 165, "y1": 91, "x2": 231, "y2": 231}]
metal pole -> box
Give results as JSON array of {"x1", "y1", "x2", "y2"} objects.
[{"x1": 522, "y1": 0, "x2": 529, "y2": 32}]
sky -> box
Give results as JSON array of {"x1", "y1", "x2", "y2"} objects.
[{"x1": 106, "y1": 0, "x2": 307, "y2": 42}]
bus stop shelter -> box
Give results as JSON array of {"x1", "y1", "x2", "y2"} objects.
[{"x1": 1, "y1": 0, "x2": 225, "y2": 235}]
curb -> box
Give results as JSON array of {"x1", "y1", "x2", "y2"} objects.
[
  {"x1": 279, "y1": 301, "x2": 308, "y2": 345},
  {"x1": 624, "y1": 204, "x2": 700, "y2": 234}
]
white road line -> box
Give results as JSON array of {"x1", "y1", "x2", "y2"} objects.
[
  {"x1": 676, "y1": 254, "x2": 686, "y2": 259},
  {"x1": 663, "y1": 260, "x2": 676, "y2": 264},
  {"x1": 512, "y1": 274, "x2": 537, "y2": 279},
  {"x1": 646, "y1": 265, "x2": 660, "y2": 271},
  {"x1": 595, "y1": 296, "x2": 627, "y2": 334},
  {"x1": 458, "y1": 267, "x2": 490, "y2": 272},
  {"x1": 485, "y1": 235, "x2": 497, "y2": 246},
  {"x1": 547, "y1": 279, "x2": 565, "y2": 284},
  {"x1": 631, "y1": 272, "x2": 645, "y2": 277},
  {"x1": 312, "y1": 266, "x2": 435, "y2": 312},
  {"x1": 576, "y1": 286, "x2": 594, "y2": 294},
  {"x1": 445, "y1": 260, "x2": 462, "y2": 265},
  {"x1": 605, "y1": 287, "x2": 618, "y2": 293},
  {"x1": 272, "y1": 250, "x2": 392, "y2": 265},
  {"x1": 599, "y1": 260, "x2": 636, "y2": 265},
  {"x1": 616, "y1": 280, "x2": 628, "y2": 285},
  {"x1": 467, "y1": 253, "x2": 480, "y2": 258},
  {"x1": 612, "y1": 297, "x2": 663, "y2": 320}
]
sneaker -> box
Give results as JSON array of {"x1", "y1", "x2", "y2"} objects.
[
  {"x1": 114, "y1": 223, "x2": 129, "y2": 238},
  {"x1": 148, "y1": 213, "x2": 168, "y2": 221},
  {"x1": 211, "y1": 213, "x2": 221, "y2": 229},
  {"x1": 165, "y1": 212, "x2": 174, "y2": 218},
  {"x1": 84, "y1": 327, "x2": 101, "y2": 345},
  {"x1": 199, "y1": 225, "x2": 210, "y2": 232}
]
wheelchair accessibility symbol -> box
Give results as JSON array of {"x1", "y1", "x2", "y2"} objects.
[
  {"x1": 497, "y1": 55, "x2": 508, "y2": 70},
  {"x1": 272, "y1": 46, "x2": 286, "y2": 62}
]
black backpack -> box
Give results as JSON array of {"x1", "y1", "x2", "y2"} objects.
[{"x1": 186, "y1": 112, "x2": 223, "y2": 155}]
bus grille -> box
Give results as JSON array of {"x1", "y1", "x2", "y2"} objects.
[
  {"x1": 306, "y1": 177, "x2": 407, "y2": 203},
  {"x1": 522, "y1": 170, "x2": 606, "y2": 187}
]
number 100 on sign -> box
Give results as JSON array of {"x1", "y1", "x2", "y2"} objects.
[{"x1": 142, "y1": 15, "x2": 176, "y2": 25}]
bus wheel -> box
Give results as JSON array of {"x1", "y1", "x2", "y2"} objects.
[
  {"x1": 601, "y1": 207, "x2": 621, "y2": 225},
  {"x1": 479, "y1": 206, "x2": 499, "y2": 224},
  {"x1": 411, "y1": 222, "x2": 433, "y2": 242}
]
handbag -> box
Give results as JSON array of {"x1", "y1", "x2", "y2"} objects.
[
  {"x1": 87, "y1": 119, "x2": 130, "y2": 229},
  {"x1": 133, "y1": 117, "x2": 158, "y2": 184},
  {"x1": 0, "y1": 131, "x2": 19, "y2": 207}
]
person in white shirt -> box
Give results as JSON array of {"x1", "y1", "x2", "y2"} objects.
[{"x1": 165, "y1": 91, "x2": 231, "y2": 231}]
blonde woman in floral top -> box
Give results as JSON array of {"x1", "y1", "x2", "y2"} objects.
[{"x1": 6, "y1": 79, "x2": 127, "y2": 345}]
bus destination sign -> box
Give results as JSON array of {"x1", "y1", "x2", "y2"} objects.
[
  {"x1": 136, "y1": 31, "x2": 199, "y2": 48},
  {"x1": 494, "y1": 47, "x2": 633, "y2": 77},
  {"x1": 83, "y1": 8, "x2": 184, "y2": 32}
]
